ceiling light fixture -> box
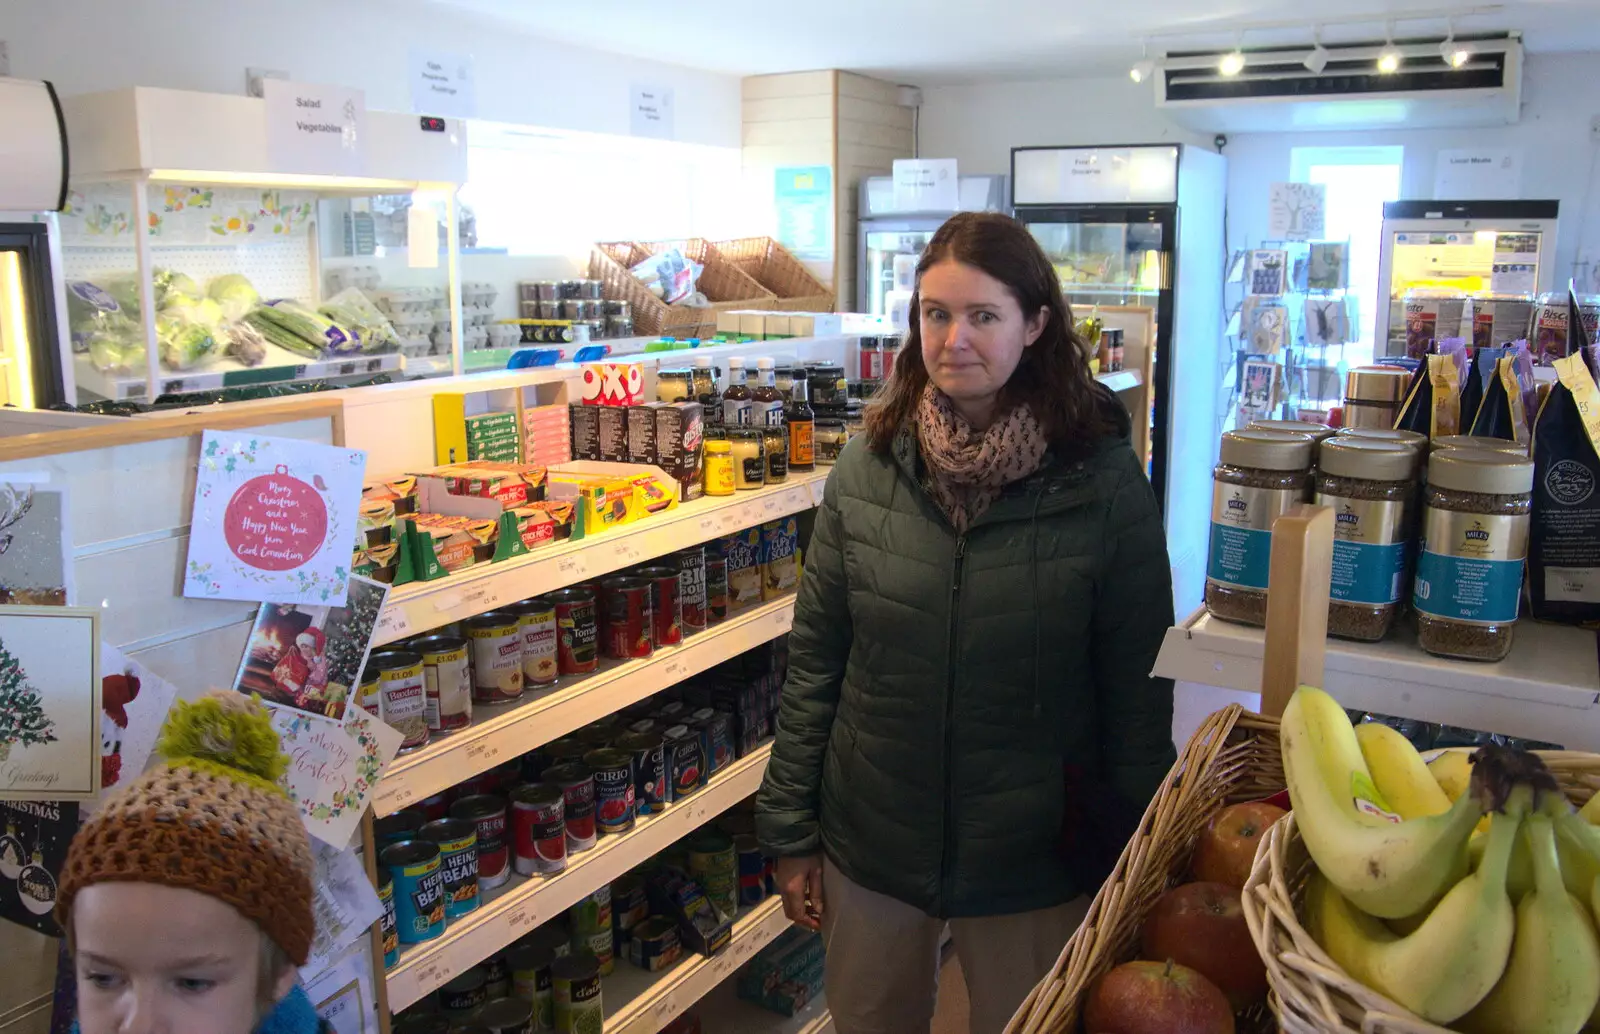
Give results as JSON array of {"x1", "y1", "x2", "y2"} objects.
[
  {"x1": 1440, "y1": 22, "x2": 1473, "y2": 67},
  {"x1": 1130, "y1": 40, "x2": 1156, "y2": 83},
  {"x1": 1304, "y1": 26, "x2": 1330, "y2": 73},
  {"x1": 1377, "y1": 21, "x2": 1402, "y2": 74},
  {"x1": 1219, "y1": 33, "x2": 1246, "y2": 77}
]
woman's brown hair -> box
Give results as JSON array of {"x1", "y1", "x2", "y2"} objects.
[{"x1": 863, "y1": 211, "x2": 1112, "y2": 452}]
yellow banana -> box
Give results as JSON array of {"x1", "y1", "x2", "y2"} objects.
[
  {"x1": 1581, "y1": 790, "x2": 1600, "y2": 824},
  {"x1": 1546, "y1": 797, "x2": 1600, "y2": 907},
  {"x1": 1356, "y1": 722, "x2": 1452, "y2": 819},
  {"x1": 1282, "y1": 685, "x2": 1484, "y2": 918},
  {"x1": 1305, "y1": 796, "x2": 1522, "y2": 1024},
  {"x1": 1429, "y1": 749, "x2": 1474, "y2": 801},
  {"x1": 1457, "y1": 812, "x2": 1600, "y2": 1034}
]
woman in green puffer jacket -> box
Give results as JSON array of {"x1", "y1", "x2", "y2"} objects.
[{"x1": 756, "y1": 211, "x2": 1176, "y2": 1034}]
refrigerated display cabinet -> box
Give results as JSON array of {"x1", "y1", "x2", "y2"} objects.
[{"x1": 856, "y1": 173, "x2": 1007, "y2": 315}]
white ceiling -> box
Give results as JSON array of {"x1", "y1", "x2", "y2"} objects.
[{"x1": 432, "y1": 0, "x2": 1600, "y2": 83}]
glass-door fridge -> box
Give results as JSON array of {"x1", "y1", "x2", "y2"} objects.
[
  {"x1": 1012, "y1": 143, "x2": 1227, "y2": 612},
  {"x1": 0, "y1": 220, "x2": 67, "y2": 409},
  {"x1": 856, "y1": 174, "x2": 1008, "y2": 315},
  {"x1": 1375, "y1": 200, "x2": 1560, "y2": 357}
]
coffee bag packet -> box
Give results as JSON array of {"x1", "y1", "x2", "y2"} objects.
[
  {"x1": 1528, "y1": 354, "x2": 1600, "y2": 626},
  {"x1": 1458, "y1": 346, "x2": 1492, "y2": 433}
]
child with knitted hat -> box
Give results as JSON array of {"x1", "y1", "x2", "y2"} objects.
[{"x1": 57, "y1": 692, "x2": 327, "y2": 1034}]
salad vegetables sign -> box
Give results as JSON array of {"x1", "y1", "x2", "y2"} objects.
[{"x1": 185, "y1": 431, "x2": 366, "y2": 606}]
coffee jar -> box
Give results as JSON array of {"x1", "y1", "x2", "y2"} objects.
[
  {"x1": 1412, "y1": 448, "x2": 1534, "y2": 662},
  {"x1": 1315, "y1": 438, "x2": 1417, "y2": 642},
  {"x1": 1205, "y1": 429, "x2": 1316, "y2": 627}
]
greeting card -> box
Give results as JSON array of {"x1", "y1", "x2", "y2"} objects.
[
  {"x1": 1270, "y1": 182, "x2": 1326, "y2": 240},
  {"x1": 1305, "y1": 297, "x2": 1353, "y2": 345},
  {"x1": 303, "y1": 839, "x2": 386, "y2": 980},
  {"x1": 1242, "y1": 296, "x2": 1290, "y2": 353},
  {"x1": 95, "y1": 644, "x2": 179, "y2": 800},
  {"x1": 0, "y1": 607, "x2": 100, "y2": 801},
  {"x1": 0, "y1": 481, "x2": 72, "y2": 606},
  {"x1": 185, "y1": 432, "x2": 367, "y2": 607},
  {"x1": 1308, "y1": 242, "x2": 1349, "y2": 291},
  {"x1": 1246, "y1": 249, "x2": 1289, "y2": 296},
  {"x1": 272, "y1": 704, "x2": 401, "y2": 848},
  {"x1": 0, "y1": 799, "x2": 79, "y2": 935},
  {"x1": 233, "y1": 576, "x2": 389, "y2": 725}
]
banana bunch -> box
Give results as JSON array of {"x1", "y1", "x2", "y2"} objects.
[{"x1": 1283, "y1": 685, "x2": 1600, "y2": 1030}]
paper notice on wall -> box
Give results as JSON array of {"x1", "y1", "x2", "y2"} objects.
[
  {"x1": 630, "y1": 84, "x2": 675, "y2": 140},
  {"x1": 263, "y1": 79, "x2": 366, "y2": 177},
  {"x1": 892, "y1": 158, "x2": 960, "y2": 212},
  {"x1": 774, "y1": 166, "x2": 833, "y2": 262},
  {"x1": 302, "y1": 839, "x2": 386, "y2": 981},
  {"x1": 306, "y1": 940, "x2": 380, "y2": 1034},
  {"x1": 407, "y1": 203, "x2": 440, "y2": 269},
  {"x1": 408, "y1": 48, "x2": 476, "y2": 119},
  {"x1": 1434, "y1": 148, "x2": 1522, "y2": 200},
  {"x1": 1269, "y1": 182, "x2": 1326, "y2": 241}
]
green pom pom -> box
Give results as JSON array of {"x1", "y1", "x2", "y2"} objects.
[{"x1": 156, "y1": 692, "x2": 288, "y2": 784}]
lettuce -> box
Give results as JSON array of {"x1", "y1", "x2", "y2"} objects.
[{"x1": 208, "y1": 274, "x2": 260, "y2": 322}]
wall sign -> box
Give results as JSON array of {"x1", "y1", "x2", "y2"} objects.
[
  {"x1": 774, "y1": 166, "x2": 834, "y2": 262},
  {"x1": 1269, "y1": 182, "x2": 1326, "y2": 241},
  {"x1": 1434, "y1": 148, "x2": 1523, "y2": 200},
  {"x1": 0, "y1": 606, "x2": 100, "y2": 802},
  {"x1": 408, "y1": 48, "x2": 476, "y2": 119},
  {"x1": 1012, "y1": 146, "x2": 1179, "y2": 205},
  {"x1": 630, "y1": 84, "x2": 675, "y2": 140},
  {"x1": 264, "y1": 79, "x2": 367, "y2": 177},
  {"x1": 892, "y1": 158, "x2": 959, "y2": 212}
]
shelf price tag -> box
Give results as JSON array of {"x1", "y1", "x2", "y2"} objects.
[
  {"x1": 662, "y1": 658, "x2": 686, "y2": 681},
  {"x1": 415, "y1": 957, "x2": 455, "y2": 995},
  {"x1": 810, "y1": 480, "x2": 827, "y2": 506},
  {"x1": 505, "y1": 905, "x2": 536, "y2": 936},
  {"x1": 375, "y1": 607, "x2": 412, "y2": 642},
  {"x1": 718, "y1": 510, "x2": 740, "y2": 531},
  {"x1": 374, "y1": 779, "x2": 418, "y2": 815},
  {"x1": 460, "y1": 583, "x2": 497, "y2": 611},
  {"x1": 774, "y1": 609, "x2": 793, "y2": 634},
  {"x1": 613, "y1": 541, "x2": 641, "y2": 564},
  {"x1": 698, "y1": 516, "x2": 716, "y2": 535},
  {"x1": 556, "y1": 554, "x2": 588, "y2": 579},
  {"x1": 465, "y1": 739, "x2": 503, "y2": 766},
  {"x1": 762, "y1": 496, "x2": 780, "y2": 514}
]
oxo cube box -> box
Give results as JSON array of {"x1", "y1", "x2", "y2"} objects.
[{"x1": 580, "y1": 361, "x2": 644, "y2": 406}]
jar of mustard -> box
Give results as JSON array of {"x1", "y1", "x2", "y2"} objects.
[{"x1": 703, "y1": 440, "x2": 736, "y2": 496}]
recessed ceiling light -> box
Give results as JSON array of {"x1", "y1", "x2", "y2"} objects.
[
  {"x1": 1440, "y1": 37, "x2": 1472, "y2": 68},
  {"x1": 1219, "y1": 50, "x2": 1246, "y2": 76},
  {"x1": 1377, "y1": 21, "x2": 1401, "y2": 74}
]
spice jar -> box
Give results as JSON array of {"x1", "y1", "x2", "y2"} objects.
[
  {"x1": 815, "y1": 420, "x2": 847, "y2": 465},
  {"x1": 1315, "y1": 438, "x2": 1416, "y2": 642},
  {"x1": 703, "y1": 440, "x2": 735, "y2": 496},
  {"x1": 1205, "y1": 429, "x2": 1316, "y2": 627},
  {"x1": 1343, "y1": 366, "x2": 1413, "y2": 430},
  {"x1": 762, "y1": 426, "x2": 788, "y2": 483},
  {"x1": 1249, "y1": 418, "x2": 1337, "y2": 443},
  {"x1": 1413, "y1": 448, "x2": 1534, "y2": 662},
  {"x1": 728, "y1": 429, "x2": 765, "y2": 490}
]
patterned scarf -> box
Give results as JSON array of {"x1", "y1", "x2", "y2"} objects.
[{"x1": 915, "y1": 384, "x2": 1048, "y2": 533}]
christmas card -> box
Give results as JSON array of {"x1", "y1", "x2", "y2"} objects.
[
  {"x1": 0, "y1": 799, "x2": 79, "y2": 936},
  {"x1": 273, "y1": 703, "x2": 402, "y2": 848},
  {"x1": 0, "y1": 607, "x2": 100, "y2": 801},
  {"x1": 0, "y1": 480, "x2": 72, "y2": 607},
  {"x1": 233, "y1": 576, "x2": 389, "y2": 726},
  {"x1": 1246, "y1": 249, "x2": 1290, "y2": 297},
  {"x1": 95, "y1": 644, "x2": 179, "y2": 802},
  {"x1": 185, "y1": 431, "x2": 367, "y2": 608}
]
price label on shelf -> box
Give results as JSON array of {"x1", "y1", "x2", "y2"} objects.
[
  {"x1": 698, "y1": 516, "x2": 716, "y2": 535},
  {"x1": 505, "y1": 906, "x2": 536, "y2": 935},
  {"x1": 460, "y1": 583, "x2": 498, "y2": 611},
  {"x1": 374, "y1": 607, "x2": 411, "y2": 642},
  {"x1": 465, "y1": 739, "x2": 503, "y2": 765},
  {"x1": 415, "y1": 957, "x2": 455, "y2": 995},
  {"x1": 774, "y1": 609, "x2": 793, "y2": 633},
  {"x1": 762, "y1": 496, "x2": 780, "y2": 514},
  {"x1": 614, "y1": 541, "x2": 641, "y2": 564},
  {"x1": 653, "y1": 998, "x2": 682, "y2": 1026},
  {"x1": 718, "y1": 510, "x2": 740, "y2": 531},
  {"x1": 556, "y1": 554, "x2": 587, "y2": 579},
  {"x1": 810, "y1": 480, "x2": 827, "y2": 506},
  {"x1": 663, "y1": 658, "x2": 686, "y2": 681},
  {"x1": 787, "y1": 487, "x2": 808, "y2": 511},
  {"x1": 374, "y1": 779, "x2": 418, "y2": 815}
]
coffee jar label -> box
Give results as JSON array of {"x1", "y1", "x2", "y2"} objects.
[
  {"x1": 1319, "y1": 494, "x2": 1407, "y2": 605},
  {"x1": 1413, "y1": 508, "x2": 1529, "y2": 624},
  {"x1": 1206, "y1": 484, "x2": 1302, "y2": 590}
]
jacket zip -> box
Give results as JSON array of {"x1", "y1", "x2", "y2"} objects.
[{"x1": 941, "y1": 534, "x2": 967, "y2": 911}]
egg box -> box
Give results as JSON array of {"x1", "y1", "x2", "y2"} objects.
[{"x1": 580, "y1": 361, "x2": 644, "y2": 406}]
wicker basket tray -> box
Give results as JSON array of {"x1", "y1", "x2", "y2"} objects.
[
  {"x1": 1004, "y1": 703, "x2": 1285, "y2": 1034},
  {"x1": 1244, "y1": 752, "x2": 1600, "y2": 1034},
  {"x1": 589, "y1": 239, "x2": 774, "y2": 339},
  {"x1": 713, "y1": 236, "x2": 835, "y2": 312}
]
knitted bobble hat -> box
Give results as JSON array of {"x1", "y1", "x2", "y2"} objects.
[{"x1": 57, "y1": 692, "x2": 316, "y2": 965}]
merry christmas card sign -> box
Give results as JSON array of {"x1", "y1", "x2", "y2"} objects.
[
  {"x1": 0, "y1": 607, "x2": 100, "y2": 802},
  {"x1": 0, "y1": 798, "x2": 80, "y2": 935},
  {"x1": 185, "y1": 431, "x2": 367, "y2": 607},
  {"x1": 273, "y1": 704, "x2": 403, "y2": 848}
]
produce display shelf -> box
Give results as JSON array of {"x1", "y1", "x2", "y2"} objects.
[
  {"x1": 372, "y1": 470, "x2": 828, "y2": 647},
  {"x1": 385, "y1": 745, "x2": 774, "y2": 1012},
  {"x1": 694, "y1": 972, "x2": 832, "y2": 1034},
  {"x1": 602, "y1": 897, "x2": 791, "y2": 1034},
  {"x1": 373, "y1": 595, "x2": 796, "y2": 817},
  {"x1": 1093, "y1": 369, "x2": 1142, "y2": 393},
  {"x1": 74, "y1": 348, "x2": 402, "y2": 401},
  {"x1": 1156, "y1": 607, "x2": 1600, "y2": 748}
]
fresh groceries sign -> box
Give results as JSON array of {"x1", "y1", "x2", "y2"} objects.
[{"x1": 264, "y1": 79, "x2": 367, "y2": 176}]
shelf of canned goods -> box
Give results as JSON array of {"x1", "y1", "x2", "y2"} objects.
[{"x1": 1159, "y1": 606, "x2": 1600, "y2": 750}]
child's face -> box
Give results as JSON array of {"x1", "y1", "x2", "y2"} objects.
[{"x1": 73, "y1": 882, "x2": 291, "y2": 1034}]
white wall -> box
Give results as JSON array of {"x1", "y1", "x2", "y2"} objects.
[{"x1": 0, "y1": 0, "x2": 741, "y2": 149}]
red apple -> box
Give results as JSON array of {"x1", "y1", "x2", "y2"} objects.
[
  {"x1": 1141, "y1": 881, "x2": 1267, "y2": 1008},
  {"x1": 1084, "y1": 959, "x2": 1235, "y2": 1034},
  {"x1": 1191, "y1": 801, "x2": 1286, "y2": 889}
]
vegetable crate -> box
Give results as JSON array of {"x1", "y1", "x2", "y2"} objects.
[
  {"x1": 712, "y1": 236, "x2": 834, "y2": 313},
  {"x1": 589, "y1": 239, "x2": 773, "y2": 340},
  {"x1": 1003, "y1": 703, "x2": 1285, "y2": 1034}
]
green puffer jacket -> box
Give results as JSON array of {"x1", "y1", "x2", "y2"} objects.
[{"x1": 756, "y1": 400, "x2": 1176, "y2": 918}]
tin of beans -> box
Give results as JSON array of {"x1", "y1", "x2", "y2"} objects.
[
  {"x1": 450, "y1": 794, "x2": 510, "y2": 890},
  {"x1": 466, "y1": 612, "x2": 525, "y2": 704},
  {"x1": 600, "y1": 575, "x2": 652, "y2": 659},
  {"x1": 687, "y1": 828, "x2": 738, "y2": 919},
  {"x1": 420, "y1": 817, "x2": 480, "y2": 920},
  {"x1": 583, "y1": 748, "x2": 635, "y2": 836},
  {"x1": 673, "y1": 546, "x2": 708, "y2": 635},
  {"x1": 439, "y1": 967, "x2": 488, "y2": 1015},
  {"x1": 549, "y1": 588, "x2": 598, "y2": 675},
  {"x1": 662, "y1": 724, "x2": 703, "y2": 800},
  {"x1": 510, "y1": 597, "x2": 559, "y2": 687},
  {"x1": 636, "y1": 565, "x2": 683, "y2": 647},
  {"x1": 369, "y1": 651, "x2": 429, "y2": 751},
  {"x1": 378, "y1": 871, "x2": 398, "y2": 968},
  {"x1": 380, "y1": 840, "x2": 445, "y2": 945},
  {"x1": 551, "y1": 951, "x2": 603, "y2": 1034},
  {"x1": 543, "y1": 763, "x2": 597, "y2": 851},
  {"x1": 510, "y1": 783, "x2": 567, "y2": 876},
  {"x1": 705, "y1": 556, "x2": 729, "y2": 622},
  {"x1": 475, "y1": 996, "x2": 534, "y2": 1034},
  {"x1": 615, "y1": 730, "x2": 667, "y2": 815},
  {"x1": 414, "y1": 635, "x2": 472, "y2": 733}
]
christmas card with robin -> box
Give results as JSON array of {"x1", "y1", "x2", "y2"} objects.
[
  {"x1": 184, "y1": 430, "x2": 367, "y2": 608},
  {"x1": 0, "y1": 606, "x2": 100, "y2": 801},
  {"x1": 94, "y1": 644, "x2": 178, "y2": 800},
  {"x1": 0, "y1": 798, "x2": 79, "y2": 935}
]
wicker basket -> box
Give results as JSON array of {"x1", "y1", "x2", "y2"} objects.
[
  {"x1": 589, "y1": 239, "x2": 774, "y2": 339},
  {"x1": 713, "y1": 236, "x2": 835, "y2": 313},
  {"x1": 1004, "y1": 704, "x2": 1285, "y2": 1034},
  {"x1": 1244, "y1": 751, "x2": 1600, "y2": 1034}
]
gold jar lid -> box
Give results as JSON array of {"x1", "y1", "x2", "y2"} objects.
[
  {"x1": 1429, "y1": 434, "x2": 1527, "y2": 457},
  {"x1": 1336, "y1": 427, "x2": 1428, "y2": 453},
  {"x1": 1317, "y1": 438, "x2": 1416, "y2": 482},
  {"x1": 1219, "y1": 428, "x2": 1316, "y2": 471},
  {"x1": 1249, "y1": 418, "x2": 1337, "y2": 442},
  {"x1": 1344, "y1": 366, "x2": 1412, "y2": 404},
  {"x1": 1428, "y1": 448, "x2": 1534, "y2": 495},
  {"x1": 704, "y1": 440, "x2": 731, "y2": 455}
]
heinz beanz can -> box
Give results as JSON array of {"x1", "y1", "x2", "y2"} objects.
[
  {"x1": 420, "y1": 817, "x2": 480, "y2": 920},
  {"x1": 512, "y1": 597, "x2": 559, "y2": 687},
  {"x1": 414, "y1": 634, "x2": 472, "y2": 733},
  {"x1": 450, "y1": 794, "x2": 509, "y2": 890},
  {"x1": 510, "y1": 782, "x2": 567, "y2": 876},
  {"x1": 583, "y1": 748, "x2": 635, "y2": 836},
  {"x1": 378, "y1": 870, "x2": 398, "y2": 968},
  {"x1": 381, "y1": 840, "x2": 444, "y2": 945}
]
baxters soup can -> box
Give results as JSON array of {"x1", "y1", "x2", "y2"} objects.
[
  {"x1": 369, "y1": 651, "x2": 429, "y2": 752},
  {"x1": 414, "y1": 634, "x2": 472, "y2": 733},
  {"x1": 511, "y1": 597, "x2": 559, "y2": 687},
  {"x1": 466, "y1": 611, "x2": 525, "y2": 704}
]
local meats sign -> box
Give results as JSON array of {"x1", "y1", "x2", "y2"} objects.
[{"x1": 185, "y1": 431, "x2": 366, "y2": 607}]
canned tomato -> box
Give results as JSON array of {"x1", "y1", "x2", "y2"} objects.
[
  {"x1": 419, "y1": 792, "x2": 450, "y2": 821},
  {"x1": 439, "y1": 967, "x2": 488, "y2": 1016},
  {"x1": 663, "y1": 724, "x2": 703, "y2": 800},
  {"x1": 510, "y1": 783, "x2": 567, "y2": 876},
  {"x1": 551, "y1": 952, "x2": 603, "y2": 1034},
  {"x1": 510, "y1": 598, "x2": 559, "y2": 687},
  {"x1": 736, "y1": 833, "x2": 767, "y2": 907},
  {"x1": 636, "y1": 565, "x2": 683, "y2": 647},
  {"x1": 542, "y1": 737, "x2": 589, "y2": 770},
  {"x1": 705, "y1": 556, "x2": 729, "y2": 622},
  {"x1": 450, "y1": 794, "x2": 509, "y2": 890},
  {"x1": 599, "y1": 575, "x2": 652, "y2": 659},
  {"x1": 466, "y1": 612, "x2": 525, "y2": 704},
  {"x1": 369, "y1": 651, "x2": 429, "y2": 752},
  {"x1": 549, "y1": 588, "x2": 598, "y2": 675},
  {"x1": 543, "y1": 763, "x2": 597, "y2": 852},
  {"x1": 413, "y1": 635, "x2": 472, "y2": 733},
  {"x1": 673, "y1": 546, "x2": 708, "y2": 635},
  {"x1": 376, "y1": 809, "x2": 425, "y2": 845},
  {"x1": 688, "y1": 828, "x2": 738, "y2": 919},
  {"x1": 694, "y1": 708, "x2": 734, "y2": 775},
  {"x1": 378, "y1": 871, "x2": 398, "y2": 968},
  {"x1": 583, "y1": 748, "x2": 635, "y2": 836},
  {"x1": 420, "y1": 817, "x2": 480, "y2": 920},
  {"x1": 571, "y1": 722, "x2": 618, "y2": 751},
  {"x1": 611, "y1": 873, "x2": 649, "y2": 945},
  {"x1": 476, "y1": 996, "x2": 534, "y2": 1034},
  {"x1": 380, "y1": 840, "x2": 445, "y2": 945},
  {"x1": 507, "y1": 942, "x2": 554, "y2": 1026},
  {"x1": 615, "y1": 730, "x2": 667, "y2": 815}
]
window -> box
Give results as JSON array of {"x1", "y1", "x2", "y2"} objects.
[{"x1": 1289, "y1": 146, "x2": 1404, "y2": 367}]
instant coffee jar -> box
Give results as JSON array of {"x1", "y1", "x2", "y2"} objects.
[{"x1": 1205, "y1": 429, "x2": 1316, "y2": 627}]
